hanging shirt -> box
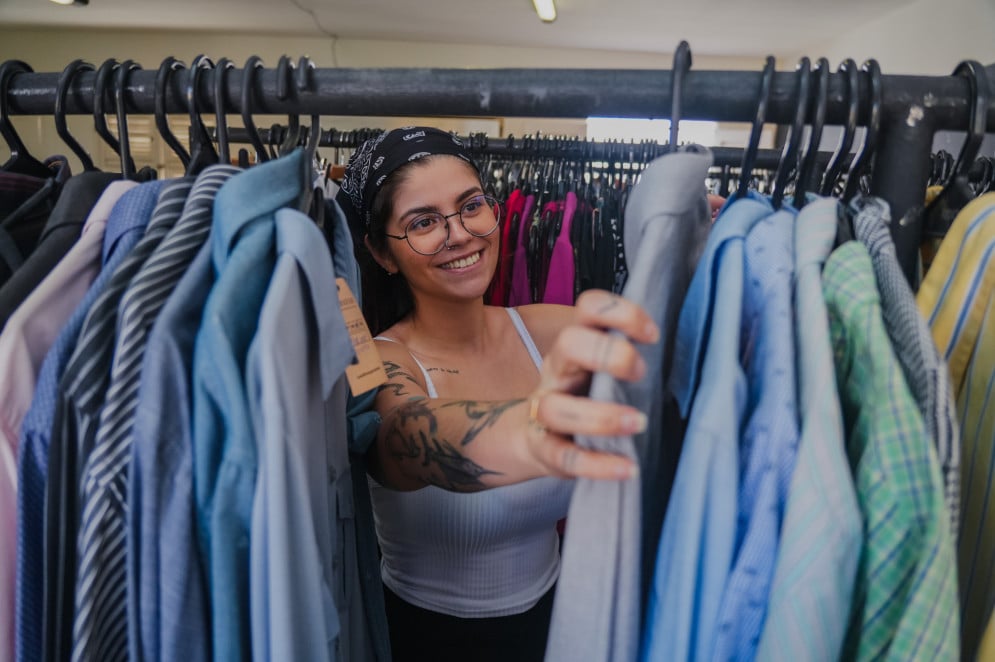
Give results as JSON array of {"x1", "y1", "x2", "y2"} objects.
[
  {"x1": 916, "y1": 192, "x2": 995, "y2": 660},
  {"x1": 489, "y1": 188, "x2": 524, "y2": 306},
  {"x1": 542, "y1": 190, "x2": 578, "y2": 305},
  {"x1": 546, "y1": 147, "x2": 712, "y2": 662},
  {"x1": 508, "y1": 193, "x2": 536, "y2": 306},
  {"x1": 825, "y1": 241, "x2": 959, "y2": 661},
  {"x1": 755, "y1": 197, "x2": 861, "y2": 662},
  {"x1": 13, "y1": 180, "x2": 135, "y2": 662},
  {"x1": 0, "y1": 171, "x2": 117, "y2": 330},
  {"x1": 640, "y1": 191, "x2": 770, "y2": 662},
  {"x1": 247, "y1": 207, "x2": 351, "y2": 661},
  {"x1": 121, "y1": 165, "x2": 239, "y2": 662},
  {"x1": 0, "y1": 177, "x2": 126, "y2": 662},
  {"x1": 711, "y1": 205, "x2": 800, "y2": 662},
  {"x1": 851, "y1": 195, "x2": 961, "y2": 542},
  {"x1": 191, "y1": 150, "x2": 308, "y2": 662}
]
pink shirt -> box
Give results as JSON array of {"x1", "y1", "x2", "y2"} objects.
[
  {"x1": 542, "y1": 191, "x2": 578, "y2": 305},
  {"x1": 0, "y1": 180, "x2": 135, "y2": 662}
]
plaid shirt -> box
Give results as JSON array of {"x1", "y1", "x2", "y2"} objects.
[{"x1": 824, "y1": 242, "x2": 959, "y2": 661}]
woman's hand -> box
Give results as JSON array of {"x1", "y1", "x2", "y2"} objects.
[{"x1": 522, "y1": 289, "x2": 659, "y2": 481}]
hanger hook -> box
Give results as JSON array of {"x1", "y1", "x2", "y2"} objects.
[
  {"x1": 296, "y1": 55, "x2": 322, "y2": 157},
  {"x1": 0, "y1": 60, "x2": 35, "y2": 161},
  {"x1": 669, "y1": 40, "x2": 692, "y2": 153},
  {"x1": 950, "y1": 59, "x2": 989, "y2": 181},
  {"x1": 241, "y1": 55, "x2": 269, "y2": 162},
  {"x1": 115, "y1": 59, "x2": 140, "y2": 179},
  {"x1": 213, "y1": 57, "x2": 235, "y2": 164},
  {"x1": 843, "y1": 59, "x2": 882, "y2": 203},
  {"x1": 154, "y1": 57, "x2": 191, "y2": 168},
  {"x1": 772, "y1": 56, "x2": 811, "y2": 209},
  {"x1": 794, "y1": 57, "x2": 830, "y2": 208},
  {"x1": 737, "y1": 55, "x2": 776, "y2": 199},
  {"x1": 55, "y1": 59, "x2": 97, "y2": 171},
  {"x1": 820, "y1": 58, "x2": 859, "y2": 196},
  {"x1": 93, "y1": 59, "x2": 123, "y2": 159}
]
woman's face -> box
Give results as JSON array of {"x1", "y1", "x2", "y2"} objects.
[{"x1": 375, "y1": 156, "x2": 499, "y2": 304}]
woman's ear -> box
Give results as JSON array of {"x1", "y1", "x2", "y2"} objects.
[{"x1": 365, "y1": 234, "x2": 399, "y2": 275}]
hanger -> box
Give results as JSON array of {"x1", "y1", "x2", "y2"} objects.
[
  {"x1": 737, "y1": 55, "x2": 776, "y2": 200},
  {"x1": 0, "y1": 60, "x2": 56, "y2": 178},
  {"x1": 185, "y1": 55, "x2": 219, "y2": 175},
  {"x1": 794, "y1": 57, "x2": 830, "y2": 208},
  {"x1": 771, "y1": 57, "x2": 811, "y2": 209},
  {"x1": 820, "y1": 59, "x2": 859, "y2": 196},
  {"x1": 923, "y1": 60, "x2": 990, "y2": 237},
  {"x1": 241, "y1": 56, "x2": 269, "y2": 163},
  {"x1": 275, "y1": 55, "x2": 303, "y2": 156},
  {"x1": 114, "y1": 60, "x2": 141, "y2": 179},
  {"x1": 213, "y1": 57, "x2": 235, "y2": 165},
  {"x1": 154, "y1": 57, "x2": 191, "y2": 170},
  {"x1": 669, "y1": 40, "x2": 692, "y2": 153},
  {"x1": 842, "y1": 59, "x2": 882, "y2": 204},
  {"x1": 55, "y1": 59, "x2": 97, "y2": 171},
  {"x1": 92, "y1": 59, "x2": 126, "y2": 169}
]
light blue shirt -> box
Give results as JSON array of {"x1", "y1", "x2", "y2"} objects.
[
  {"x1": 755, "y1": 196, "x2": 861, "y2": 661},
  {"x1": 191, "y1": 150, "x2": 308, "y2": 661},
  {"x1": 247, "y1": 207, "x2": 351, "y2": 661},
  {"x1": 641, "y1": 193, "x2": 769, "y2": 662},
  {"x1": 711, "y1": 205, "x2": 799, "y2": 661}
]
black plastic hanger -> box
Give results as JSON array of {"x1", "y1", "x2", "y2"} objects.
[
  {"x1": 185, "y1": 55, "x2": 219, "y2": 175},
  {"x1": 92, "y1": 59, "x2": 124, "y2": 165},
  {"x1": 924, "y1": 60, "x2": 989, "y2": 237},
  {"x1": 737, "y1": 55, "x2": 776, "y2": 200},
  {"x1": 771, "y1": 57, "x2": 811, "y2": 209},
  {"x1": 820, "y1": 59, "x2": 859, "y2": 196},
  {"x1": 114, "y1": 60, "x2": 140, "y2": 179},
  {"x1": 794, "y1": 57, "x2": 830, "y2": 208},
  {"x1": 55, "y1": 59, "x2": 97, "y2": 172},
  {"x1": 669, "y1": 41, "x2": 692, "y2": 153},
  {"x1": 0, "y1": 60, "x2": 55, "y2": 179},
  {"x1": 842, "y1": 60, "x2": 882, "y2": 204},
  {"x1": 241, "y1": 56, "x2": 269, "y2": 163},
  {"x1": 213, "y1": 57, "x2": 235, "y2": 165},
  {"x1": 155, "y1": 57, "x2": 191, "y2": 170},
  {"x1": 275, "y1": 56, "x2": 302, "y2": 156}
]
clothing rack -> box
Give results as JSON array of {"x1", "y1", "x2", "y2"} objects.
[{"x1": 6, "y1": 64, "x2": 994, "y2": 281}]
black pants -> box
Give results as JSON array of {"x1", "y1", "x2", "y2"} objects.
[{"x1": 383, "y1": 584, "x2": 556, "y2": 662}]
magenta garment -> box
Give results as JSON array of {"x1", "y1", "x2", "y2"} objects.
[
  {"x1": 508, "y1": 194, "x2": 537, "y2": 306},
  {"x1": 542, "y1": 191, "x2": 578, "y2": 305}
]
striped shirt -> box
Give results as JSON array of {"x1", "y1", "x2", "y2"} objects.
[
  {"x1": 825, "y1": 241, "x2": 959, "y2": 661},
  {"x1": 916, "y1": 192, "x2": 995, "y2": 660}
]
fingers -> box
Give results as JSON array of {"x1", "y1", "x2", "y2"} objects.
[
  {"x1": 575, "y1": 290, "x2": 659, "y2": 345},
  {"x1": 534, "y1": 432, "x2": 638, "y2": 481},
  {"x1": 535, "y1": 391, "x2": 647, "y2": 437},
  {"x1": 549, "y1": 326, "x2": 647, "y2": 384}
]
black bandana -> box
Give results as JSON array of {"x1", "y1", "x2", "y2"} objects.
[{"x1": 338, "y1": 126, "x2": 476, "y2": 230}]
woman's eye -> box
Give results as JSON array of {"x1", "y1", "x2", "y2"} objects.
[
  {"x1": 462, "y1": 200, "x2": 482, "y2": 214},
  {"x1": 410, "y1": 216, "x2": 438, "y2": 232}
]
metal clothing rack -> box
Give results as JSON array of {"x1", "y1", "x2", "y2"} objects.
[{"x1": 5, "y1": 64, "x2": 994, "y2": 281}]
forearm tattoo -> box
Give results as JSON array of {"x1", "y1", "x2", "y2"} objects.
[{"x1": 382, "y1": 398, "x2": 525, "y2": 491}]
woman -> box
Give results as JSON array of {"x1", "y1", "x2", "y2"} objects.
[{"x1": 337, "y1": 127, "x2": 656, "y2": 661}]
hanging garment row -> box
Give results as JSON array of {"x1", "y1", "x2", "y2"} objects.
[{"x1": 0, "y1": 46, "x2": 992, "y2": 662}]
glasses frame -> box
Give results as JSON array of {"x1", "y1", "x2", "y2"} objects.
[{"x1": 384, "y1": 194, "x2": 501, "y2": 256}]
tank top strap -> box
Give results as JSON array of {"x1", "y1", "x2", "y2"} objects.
[
  {"x1": 374, "y1": 335, "x2": 438, "y2": 397},
  {"x1": 504, "y1": 308, "x2": 544, "y2": 372}
]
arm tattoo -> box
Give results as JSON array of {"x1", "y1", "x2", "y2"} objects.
[
  {"x1": 382, "y1": 398, "x2": 523, "y2": 491},
  {"x1": 440, "y1": 399, "x2": 526, "y2": 446},
  {"x1": 379, "y1": 360, "x2": 424, "y2": 398}
]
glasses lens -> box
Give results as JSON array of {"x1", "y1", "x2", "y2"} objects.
[
  {"x1": 406, "y1": 214, "x2": 448, "y2": 255},
  {"x1": 460, "y1": 195, "x2": 501, "y2": 236}
]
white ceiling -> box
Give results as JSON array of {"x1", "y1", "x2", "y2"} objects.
[{"x1": 1, "y1": 0, "x2": 915, "y2": 58}]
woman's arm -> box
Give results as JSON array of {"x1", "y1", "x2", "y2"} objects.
[{"x1": 368, "y1": 290, "x2": 659, "y2": 492}]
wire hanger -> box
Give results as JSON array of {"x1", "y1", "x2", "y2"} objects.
[{"x1": 55, "y1": 59, "x2": 97, "y2": 172}]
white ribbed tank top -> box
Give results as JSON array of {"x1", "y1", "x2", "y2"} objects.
[{"x1": 371, "y1": 308, "x2": 574, "y2": 617}]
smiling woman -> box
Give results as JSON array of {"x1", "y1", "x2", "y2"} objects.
[{"x1": 335, "y1": 127, "x2": 657, "y2": 661}]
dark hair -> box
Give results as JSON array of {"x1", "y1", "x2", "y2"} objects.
[{"x1": 353, "y1": 154, "x2": 483, "y2": 336}]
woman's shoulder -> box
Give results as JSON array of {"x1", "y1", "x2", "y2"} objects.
[{"x1": 507, "y1": 304, "x2": 574, "y2": 355}]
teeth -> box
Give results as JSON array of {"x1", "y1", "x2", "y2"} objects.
[{"x1": 441, "y1": 251, "x2": 481, "y2": 270}]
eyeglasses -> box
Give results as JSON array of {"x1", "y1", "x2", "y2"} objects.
[{"x1": 385, "y1": 194, "x2": 501, "y2": 256}]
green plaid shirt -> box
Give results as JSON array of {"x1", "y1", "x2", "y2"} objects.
[{"x1": 823, "y1": 242, "x2": 960, "y2": 661}]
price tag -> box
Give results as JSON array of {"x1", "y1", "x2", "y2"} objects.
[{"x1": 337, "y1": 277, "x2": 388, "y2": 396}]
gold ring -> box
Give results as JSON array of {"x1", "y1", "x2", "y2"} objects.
[{"x1": 528, "y1": 392, "x2": 547, "y2": 435}]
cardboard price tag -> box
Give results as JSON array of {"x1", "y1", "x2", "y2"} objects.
[{"x1": 337, "y1": 278, "x2": 388, "y2": 396}]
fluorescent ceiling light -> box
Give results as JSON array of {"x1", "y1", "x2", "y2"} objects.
[
  {"x1": 49, "y1": 0, "x2": 88, "y2": 5},
  {"x1": 532, "y1": 0, "x2": 556, "y2": 23}
]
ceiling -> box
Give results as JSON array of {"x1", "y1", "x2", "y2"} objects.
[{"x1": 1, "y1": 0, "x2": 915, "y2": 58}]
